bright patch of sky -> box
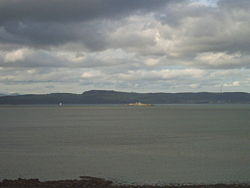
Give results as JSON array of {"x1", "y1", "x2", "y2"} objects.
[{"x1": 192, "y1": 0, "x2": 219, "y2": 7}]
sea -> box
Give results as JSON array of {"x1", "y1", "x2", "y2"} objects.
[{"x1": 0, "y1": 104, "x2": 249, "y2": 184}]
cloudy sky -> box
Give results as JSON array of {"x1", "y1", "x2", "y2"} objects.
[{"x1": 0, "y1": 0, "x2": 250, "y2": 94}]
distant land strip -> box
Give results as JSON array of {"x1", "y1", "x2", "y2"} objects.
[
  {"x1": 0, "y1": 176, "x2": 250, "y2": 188},
  {"x1": 0, "y1": 90, "x2": 250, "y2": 104}
]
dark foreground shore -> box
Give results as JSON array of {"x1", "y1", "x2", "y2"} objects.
[{"x1": 0, "y1": 176, "x2": 249, "y2": 188}]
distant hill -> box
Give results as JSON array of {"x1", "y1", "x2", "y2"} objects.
[
  {"x1": 0, "y1": 90, "x2": 250, "y2": 104},
  {"x1": 0, "y1": 93, "x2": 19, "y2": 97}
]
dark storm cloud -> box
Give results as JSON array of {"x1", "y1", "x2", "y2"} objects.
[
  {"x1": 0, "y1": 0, "x2": 172, "y2": 50},
  {"x1": 0, "y1": 0, "x2": 167, "y2": 24},
  {"x1": 0, "y1": 21, "x2": 109, "y2": 50}
]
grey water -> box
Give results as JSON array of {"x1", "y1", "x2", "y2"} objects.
[{"x1": 0, "y1": 105, "x2": 249, "y2": 184}]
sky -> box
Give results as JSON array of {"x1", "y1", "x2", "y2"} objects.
[{"x1": 0, "y1": 0, "x2": 250, "y2": 94}]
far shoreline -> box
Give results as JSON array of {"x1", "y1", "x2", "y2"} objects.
[{"x1": 0, "y1": 176, "x2": 250, "y2": 188}]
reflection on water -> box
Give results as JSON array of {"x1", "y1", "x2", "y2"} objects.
[{"x1": 0, "y1": 105, "x2": 249, "y2": 184}]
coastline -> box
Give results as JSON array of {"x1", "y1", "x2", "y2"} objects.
[{"x1": 0, "y1": 177, "x2": 249, "y2": 188}]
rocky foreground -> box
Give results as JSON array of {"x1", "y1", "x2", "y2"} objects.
[{"x1": 0, "y1": 176, "x2": 249, "y2": 188}]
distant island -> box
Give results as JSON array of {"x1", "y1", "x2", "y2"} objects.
[
  {"x1": 128, "y1": 102, "x2": 153, "y2": 106},
  {"x1": 0, "y1": 90, "x2": 250, "y2": 104}
]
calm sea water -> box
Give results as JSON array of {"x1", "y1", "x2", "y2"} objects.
[{"x1": 0, "y1": 105, "x2": 249, "y2": 184}]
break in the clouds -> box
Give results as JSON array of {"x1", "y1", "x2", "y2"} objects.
[{"x1": 0, "y1": 0, "x2": 250, "y2": 94}]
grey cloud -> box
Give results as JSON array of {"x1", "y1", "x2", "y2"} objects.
[
  {"x1": 147, "y1": 0, "x2": 250, "y2": 68},
  {"x1": 155, "y1": 0, "x2": 219, "y2": 26},
  {"x1": 0, "y1": 0, "x2": 171, "y2": 50},
  {"x1": 0, "y1": 20, "x2": 110, "y2": 51},
  {"x1": 1, "y1": 66, "x2": 250, "y2": 93},
  {"x1": 0, "y1": 67, "x2": 82, "y2": 84},
  {"x1": 1, "y1": 0, "x2": 250, "y2": 56},
  {"x1": 0, "y1": 18, "x2": 156, "y2": 51},
  {"x1": 1, "y1": 0, "x2": 250, "y2": 93},
  {"x1": 218, "y1": 0, "x2": 250, "y2": 10},
  {"x1": 0, "y1": 0, "x2": 167, "y2": 24},
  {"x1": 0, "y1": 48, "x2": 138, "y2": 68}
]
